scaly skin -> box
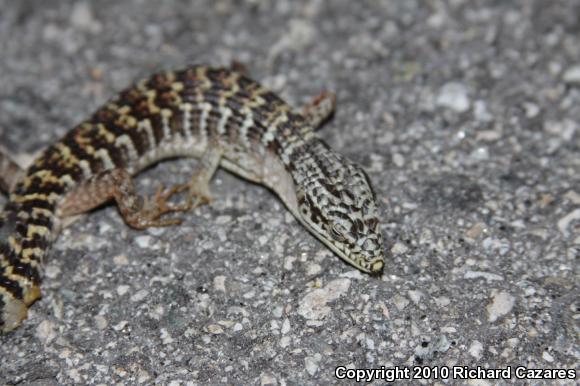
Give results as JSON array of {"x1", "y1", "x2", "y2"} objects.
[{"x1": 0, "y1": 65, "x2": 384, "y2": 332}]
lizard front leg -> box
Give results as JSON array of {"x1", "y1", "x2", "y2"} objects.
[{"x1": 301, "y1": 91, "x2": 337, "y2": 130}]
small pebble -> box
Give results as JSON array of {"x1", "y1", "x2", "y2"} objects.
[
  {"x1": 113, "y1": 254, "x2": 129, "y2": 266},
  {"x1": 281, "y1": 318, "x2": 291, "y2": 334},
  {"x1": 95, "y1": 315, "x2": 108, "y2": 330},
  {"x1": 392, "y1": 153, "x2": 405, "y2": 167},
  {"x1": 130, "y1": 289, "x2": 149, "y2": 302},
  {"x1": 408, "y1": 290, "x2": 423, "y2": 304},
  {"x1": 522, "y1": 102, "x2": 540, "y2": 118},
  {"x1": 304, "y1": 354, "x2": 321, "y2": 376},
  {"x1": 473, "y1": 100, "x2": 493, "y2": 121},
  {"x1": 557, "y1": 208, "x2": 580, "y2": 236},
  {"x1": 36, "y1": 320, "x2": 56, "y2": 344},
  {"x1": 542, "y1": 351, "x2": 554, "y2": 362},
  {"x1": 279, "y1": 336, "x2": 291, "y2": 348},
  {"x1": 113, "y1": 321, "x2": 128, "y2": 331},
  {"x1": 464, "y1": 271, "x2": 503, "y2": 281},
  {"x1": 562, "y1": 64, "x2": 580, "y2": 84},
  {"x1": 392, "y1": 294, "x2": 409, "y2": 311},
  {"x1": 305, "y1": 262, "x2": 321, "y2": 275},
  {"x1": 207, "y1": 324, "x2": 224, "y2": 334},
  {"x1": 260, "y1": 373, "x2": 277, "y2": 386},
  {"x1": 117, "y1": 285, "x2": 130, "y2": 296},
  {"x1": 233, "y1": 323, "x2": 243, "y2": 332},
  {"x1": 437, "y1": 82, "x2": 471, "y2": 112},
  {"x1": 298, "y1": 278, "x2": 351, "y2": 320},
  {"x1": 135, "y1": 235, "x2": 151, "y2": 248},
  {"x1": 214, "y1": 275, "x2": 227, "y2": 292},
  {"x1": 160, "y1": 328, "x2": 174, "y2": 344},
  {"x1": 487, "y1": 291, "x2": 515, "y2": 322},
  {"x1": 391, "y1": 242, "x2": 408, "y2": 255},
  {"x1": 469, "y1": 340, "x2": 484, "y2": 359}
]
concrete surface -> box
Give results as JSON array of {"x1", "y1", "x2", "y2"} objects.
[{"x1": 0, "y1": 0, "x2": 578, "y2": 385}]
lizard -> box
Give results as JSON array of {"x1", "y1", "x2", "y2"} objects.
[{"x1": 0, "y1": 65, "x2": 384, "y2": 332}]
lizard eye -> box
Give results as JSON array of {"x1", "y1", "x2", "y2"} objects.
[{"x1": 331, "y1": 224, "x2": 347, "y2": 241}]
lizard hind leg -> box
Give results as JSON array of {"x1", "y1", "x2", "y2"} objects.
[
  {"x1": 58, "y1": 144, "x2": 225, "y2": 231},
  {"x1": 0, "y1": 150, "x2": 25, "y2": 194},
  {"x1": 58, "y1": 169, "x2": 193, "y2": 230},
  {"x1": 0, "y1": 292, "x2": 29, "y2": 332}
]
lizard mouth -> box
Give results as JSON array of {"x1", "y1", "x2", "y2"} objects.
[{"x1": 329, "y1": 240, "x2": 384, "y2": 274}]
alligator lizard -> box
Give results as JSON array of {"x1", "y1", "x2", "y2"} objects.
[{"x1": 0, "y1": 65, "x2": 384, "y2": 332}]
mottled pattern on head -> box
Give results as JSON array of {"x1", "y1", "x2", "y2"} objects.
[{"x1": 291, "y1": 139, "x2": 384, "y2": 273}]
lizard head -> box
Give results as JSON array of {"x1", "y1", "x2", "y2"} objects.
[{"x1": 295, "y1": 153, "x2": 385, "y2": 274}]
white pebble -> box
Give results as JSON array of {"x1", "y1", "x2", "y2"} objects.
[
  {"x1": 160, "y1": 328, "x2": 174, "y2": 344},
  {"x1": 99, "y1": 222, "x2": 112, "y2": 234},
  {"x1": 392, "y1": 294, "x2": 409, "y2": 311},
  {"x1": 213, "y1": 275, "x2": 227, "y2": 292},
  {"x1": 408, "y1": 290, "x2": 423, "y2": 304},
  {"x1": 45, "y1": 265, "x2": 61, "y2": 279},
  {"x1": 298, "y1": 279, "x2": 351, "y2": 320},
  {"x1": 260, "y1": 373, "x2": 278, "y2": 386},
  {"x1": 70, "y1": 2, "x2": 97, "y2": 30},
  {"x1": 113, "y1": 254, "x2": 129, "y2": 266},
  {"x1": 95, "y1": 315, "x2": 108, "y2": 330},
  {"x1": 35, "y1": 320, "x2": 56, "y2": 344},
  {"x1": 272, "y1": 305, "x2": 284, "y2": 318},
  {"x1": 557, "y1": 208, "x2": 580, "y2": 236},
  {"x1": 281, "y1": 318, "x2": 291, "y2": 334},
  {"x1": 117, "y1": 285, "x2": 130, "y2": 296},
  {"x1": 207, "y1": 324, "x2": 224, "y2": 334},
  {"x1": 486, "y1": 291, "x2": 515, "y2": 322},
  {"x1": 469, "y1": 340, "x2": 484, "y2": 359},
  {"x1": 135, "y1": 235, "x2": 151, "y2": 248},
  {"x1": 473, "y1": 100, "x2": 493, "y2": 121},
  {"x1": 113, "y1": 321, "x2": 128, "y2": 331},
  {"x1": 464, "y1": 270, "x2": 503, "y2": 281},
  {"x1": 215, "y1": 215, "x2": 231, "y2": 224},
  {"x1": 562, "y1": 64, "x2": 580, "y2": 84},
  {"x1": 435, "y1": 297, "x2": 450, "y2": 307},
  {"x1": 305, "y1": 262, "x2": 321, "y2": 275},
  {"x1": 130, "y1": 289, "x2": 149, "y2": 302},
  {"x1": 391, "y1": 242, "x2": 408, "y2": 255},
  {"x1": 564, "y1": 190, "x2": 580, "y2": 204},
  {"x1": 284, "y1": 256, "x2": 296, "y2": 270},
  {"x1": 304, "y1": 354, "x2": 321, "y2": 375},
  {"x1": 437, "y1": 82, "x2": 471, "y2": 112},
  {"x1": 470, "y1": 146, "x2": 489, "y2": 161},
  {"x1": 279, "y1": 336, "x2": 291, "y2": 348},
  {"x1": 285, "y1": 19, "x2": 316, "y2": 50},
  {"x1": 542, "y1": 351, "x2": 554, "y2": 362},
  {"x1": 392, "y1": 153, "x2": 405, "y2": 167},
  {"x1": 522, "y1": 102, "x2": 540, "y2": 118}
]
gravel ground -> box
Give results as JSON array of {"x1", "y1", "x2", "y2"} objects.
[{"x1": 0, "y1": 0, "x2": 578, "y2": 385}]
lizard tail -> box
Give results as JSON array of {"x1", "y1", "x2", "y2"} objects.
[{"x1": 1, "y1": 199, "x2": 54, "y2": 332}]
